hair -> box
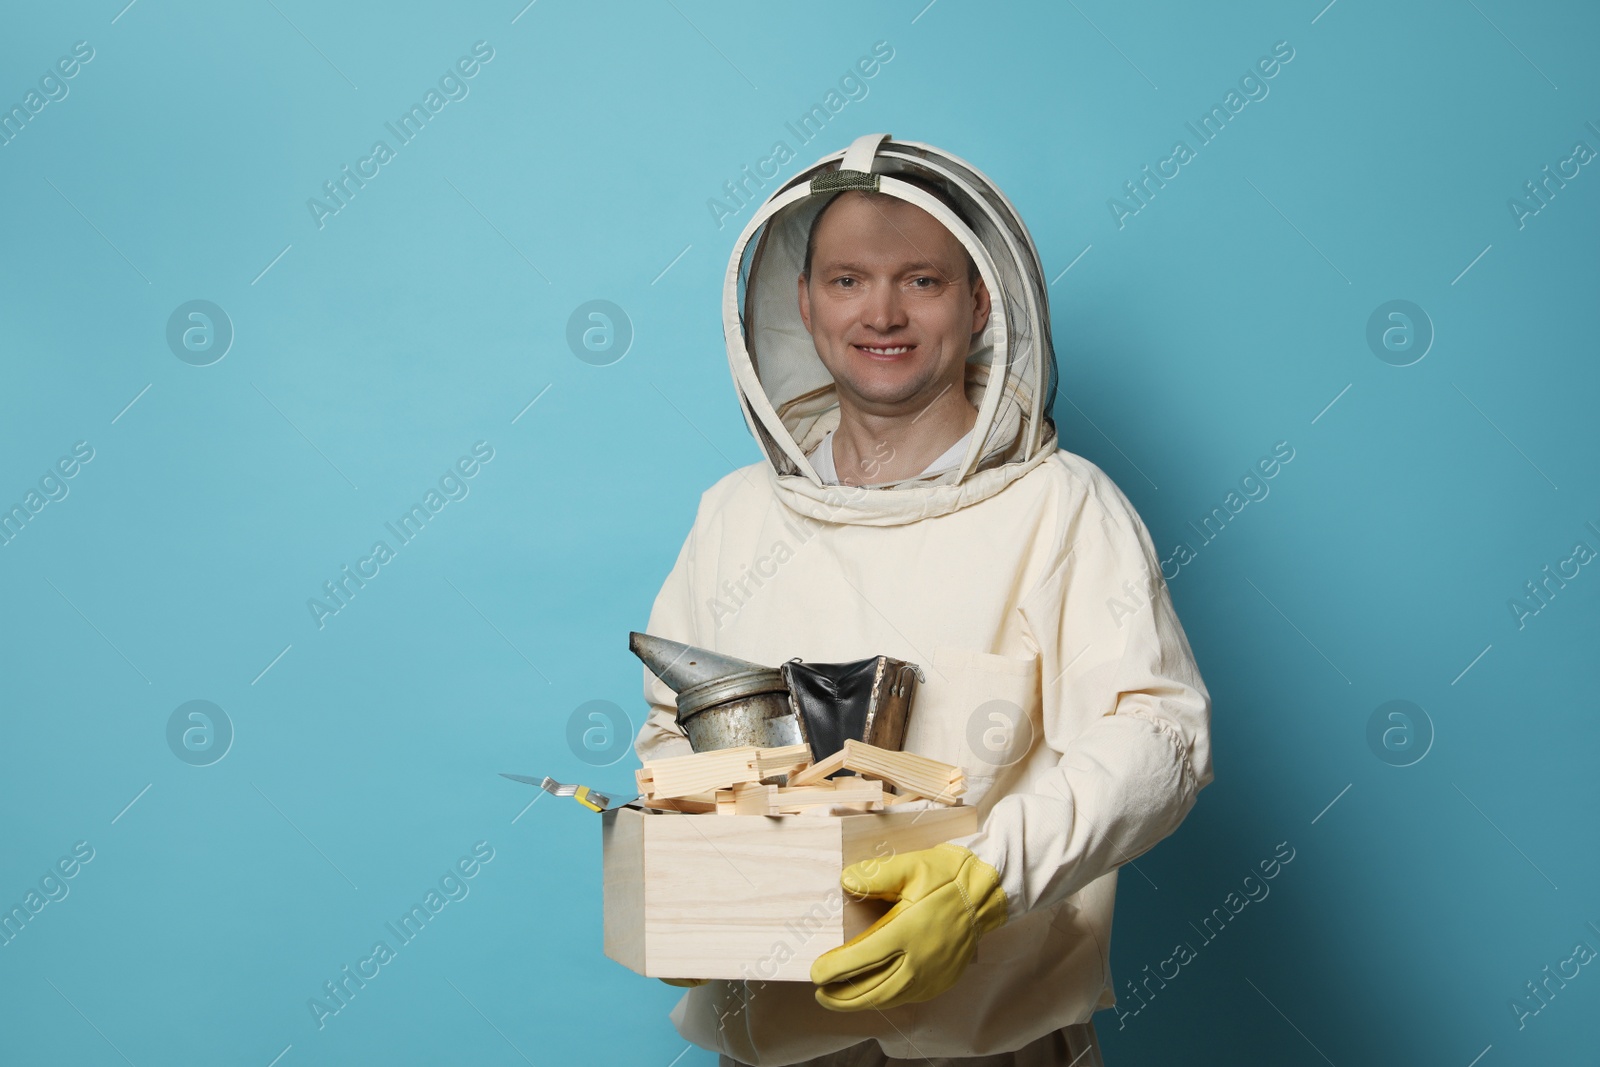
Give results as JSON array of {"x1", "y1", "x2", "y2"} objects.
[{"x1": 801, "y1": 170, "x2": 980, "y2": 285}]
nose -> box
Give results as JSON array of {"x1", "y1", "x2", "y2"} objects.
[{"x1": 860, "y1": 281, "x2": 908, "y2": 334}]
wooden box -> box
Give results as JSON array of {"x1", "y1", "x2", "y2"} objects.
[{"x1": 601, "y1": 805, "x2": 979, "y2": 981}]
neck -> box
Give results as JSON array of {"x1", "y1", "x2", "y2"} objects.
[{"x1": 830, "y1": 380, "x2": 978, "y2": 486}]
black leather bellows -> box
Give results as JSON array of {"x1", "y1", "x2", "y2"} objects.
[{"x1": 779, "y1": 656, "x2": 923, "y2": 777}]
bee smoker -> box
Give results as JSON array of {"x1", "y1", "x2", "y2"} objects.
[{"x1": 628, "y1": 632, "x2": 921, "y2": 771}]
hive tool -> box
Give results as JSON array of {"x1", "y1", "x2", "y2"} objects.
[{"x1": 499, "y1": 774, "x2": 640, "y2": 813}]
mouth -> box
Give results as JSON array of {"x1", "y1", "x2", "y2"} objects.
[{"x1": 852, "y1": 343, "x2": 917, "y2": 361}]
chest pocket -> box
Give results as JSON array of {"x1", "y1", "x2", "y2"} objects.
[{"x1": 900, "y1": 645, "x2": 1042, "y2": 805}]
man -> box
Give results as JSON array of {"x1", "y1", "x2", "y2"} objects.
[
  {"x1": 635, "y1": 134, "x2": 1213, "y2": 1066},
  {"x1": 791, "y1": 168, "x2": 986, "y2": 489}
]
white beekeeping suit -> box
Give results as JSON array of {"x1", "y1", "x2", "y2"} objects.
[{"x1": 635, "y1": 133, "x2": 1213, "y2": 1065}]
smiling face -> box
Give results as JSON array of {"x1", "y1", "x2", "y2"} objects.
[{"x1": 797, "y1": 191, "x2": 990, "y2": 418}]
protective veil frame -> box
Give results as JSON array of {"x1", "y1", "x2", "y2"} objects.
[{"x1": 720, "y1": 133, "x2": 1058, "y2": 503}]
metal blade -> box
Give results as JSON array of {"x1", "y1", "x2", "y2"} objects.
[
  {"x1": 499, "y1": 773, "x2": 543, "y2": 788},
  {"x1": 500, "y1": 773, "x2": 634, "y2": 811}
]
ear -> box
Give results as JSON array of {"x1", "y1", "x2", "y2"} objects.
[
  {"x1": 970, "y1": 273, "x2": 992, "y2": 337},
  {"x1": 797, "y1": 272, "x2": 813, "y2": 334}
]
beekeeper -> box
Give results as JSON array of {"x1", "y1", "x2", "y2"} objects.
[{"x1": 634, "y1": 133, "x2": 1213, "y2": 1067}]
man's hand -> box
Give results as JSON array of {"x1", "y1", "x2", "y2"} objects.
[
  {"x1": 810, "y1": 843, "x2": 1008, "y2": 1012},
  {"x1": 658, "y1": 977, "x2": 709, "y2": 988}
]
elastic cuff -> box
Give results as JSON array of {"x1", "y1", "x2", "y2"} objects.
[{"x1": 944, "y1": 845, "x2": 1009, "y2": 934}]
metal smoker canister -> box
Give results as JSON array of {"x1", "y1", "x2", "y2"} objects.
[
  {"x1": 629, "y1": 632, "x2": 808, "y2": 785},
  {"x1": 673, "y1": 667, "x2": 804, "y2": 753}
]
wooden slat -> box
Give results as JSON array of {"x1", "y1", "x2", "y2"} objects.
[
  {"x1": 710, "y1": 777, "x2": 887, "y2": 816},
  {"x1": 834, "y1": 740, "x2": 965, "y2": 804},
  {"x1": 785, "y1": 747, "x2": 850, "y2": 787},
  {"x1": 641, "y1": 743, "x2": 817, "y2": 800},
  {"x1": 837, "y1": 739, "x2": 961, "y2": 783},
  {"x1": 645, "y1": 746, "x2": 761, "y2": 798},
  {"x1": 783, "y1": 740, "x2": 964, "y2": 805},
  {"x1": 636, "y1": 791, "x2": 719, "y2": 813},
  {"x1": 771, "y1": 778, "x2": 883, "y2": 809},
  {"x1": 755, "y1": 743, "x2": 814, "y2": 778},
  {"x1": 714, "y1": 782, "x2": 778, "y2": 816}
]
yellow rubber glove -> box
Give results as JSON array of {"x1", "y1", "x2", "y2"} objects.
[
  {"x1": 811, "y1": 843, "x2": 1008, "y2": 1012},
  {"x1": 658, "y1": 977, "x2": 709, "y2": 987}
]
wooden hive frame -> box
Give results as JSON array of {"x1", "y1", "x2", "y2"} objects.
[{"x1": 786, "y1": 739, "x2": 966, "y2": 805}]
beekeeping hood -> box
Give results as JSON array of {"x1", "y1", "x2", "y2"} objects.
[{"x1": 724, "y1": 133, "x2": 1059, "y2": 526}]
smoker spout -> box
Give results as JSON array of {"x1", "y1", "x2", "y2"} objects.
[{"x1": 627, "y1": 632, "x2": 773, "y2": 694}]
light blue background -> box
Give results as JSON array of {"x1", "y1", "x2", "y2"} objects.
[{"x1": 2, "y1": 1, "x2": 1596, "y2": 1064}]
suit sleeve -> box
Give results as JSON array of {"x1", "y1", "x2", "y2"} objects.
[
  {"x1": 945, "y1": 462, "x2": 1214, "y2": 922},
  {"x1": 634, "y1": 514, "x2": 702, "y2": 765}
]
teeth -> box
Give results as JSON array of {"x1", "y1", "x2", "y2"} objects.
[{"x1": 859, "y1": 345, "x2": 911, "y2": 355}]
